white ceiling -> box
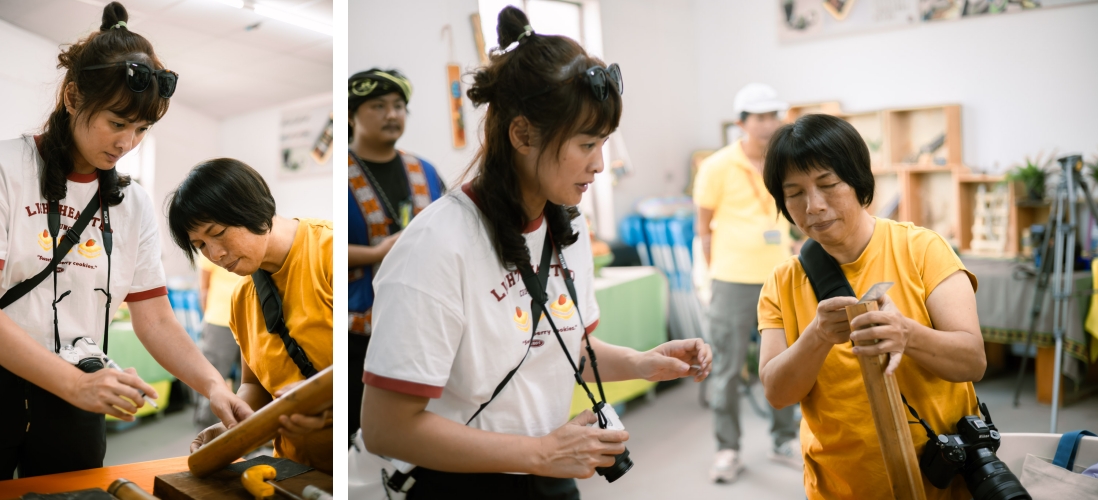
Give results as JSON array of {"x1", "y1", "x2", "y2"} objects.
[{"x1": 0, "y1": 0, "x2": 333, "y2": 118}]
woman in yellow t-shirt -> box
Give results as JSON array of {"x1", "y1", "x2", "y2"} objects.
[
  {"x1": 165, "y1": 158, "x2": 333, "y2": 473},
  {"x1": 756, "y1": 114, "x2": 988, "y2": 500}
]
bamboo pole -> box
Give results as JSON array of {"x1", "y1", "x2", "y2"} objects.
[
  {"x1": 188, "y1": 366, "x2": 334, "y2": 478},
  {"x1": 846, "y1": 302, "x2": 927, "y2": 500}
]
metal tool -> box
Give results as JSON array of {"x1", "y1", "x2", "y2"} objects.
[
  {"x1": 242, "y1": 465, "x2": 306, "y2": 500},
  {"x1": 859, "y1": 282, "x2": 894, "y2": 304},
  {"x1": 104, "y1": 355, "x2": 159, "y2": 410}
]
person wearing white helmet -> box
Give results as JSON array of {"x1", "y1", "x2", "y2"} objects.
[{"x1": 693, "y1": 83, "x2": 801, "y2": 483}]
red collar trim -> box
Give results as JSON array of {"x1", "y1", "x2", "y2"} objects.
[
  {"x1": 33, "y1": 135, "x2": 99, "y2": 183},
  {"x1": 461, "y1": 182, "x2": 544, "y2": 234},
  {"x1": 67, "y1": 171, "x2": 99, "y2": 183}
]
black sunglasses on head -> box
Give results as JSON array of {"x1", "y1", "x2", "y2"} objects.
[
  {"x1": 82, "y1": 61, "x2": 178, "y2": 99},
  {"x1": 523, "y1": 63, "x2": 623, "y2": 102}
]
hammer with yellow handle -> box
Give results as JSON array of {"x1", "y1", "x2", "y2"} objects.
[{"x1": 241, "y1": 465, "x2": 305, "y2": 500}]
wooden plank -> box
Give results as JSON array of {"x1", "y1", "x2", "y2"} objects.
[
  {"x1": 845, "y1": 302, "x2": 927, "y2": 500},
  {"x1": 189, "y1": 366, "x2": 333, "y2": 477},
  {"x1": 154, "y1": 469, "x2": 332, "y2": 500},
  {"x1": 0, "y1": 457, "x2": 189, "y2": 500}
]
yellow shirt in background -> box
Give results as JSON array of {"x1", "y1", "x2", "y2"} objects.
[
  {"x1": 758, "y1": 218, "x2": 979, "y2": 500},
  {"x1": 230, "y1": 218, "x2": 334, "y2": 464},
  {"x1": 199, "y1": 256, "x2": 246, "y2": 327},
  {"x1": 693, "y1": 140, "x2": 789, "y2": 284}
]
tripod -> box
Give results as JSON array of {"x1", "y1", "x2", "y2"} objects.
[{"x1": 1011, "y1": 154, "x2": 1098, "y2": 432}]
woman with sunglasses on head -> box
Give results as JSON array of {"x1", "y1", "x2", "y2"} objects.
[
  {"x1": 0, "y1": 2, "x2": 252, "y2": 478},
  {"x1": 358, "y1": 7, "x2": 712, "y2": 499}
]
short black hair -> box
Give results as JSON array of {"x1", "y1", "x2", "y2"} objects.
[
  {"x1": 763, "y1": 114, "x2": 874, "y2": 224},
  {"x1": 166, "y1": 158, "x2": 276, "y2": 264}
]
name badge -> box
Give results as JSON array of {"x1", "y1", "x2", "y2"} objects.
[{"x1": 763, "y1": 230, "x2": 782, "y2": 245}]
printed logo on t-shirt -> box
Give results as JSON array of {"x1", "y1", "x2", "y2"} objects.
[
  {"x1": 34, "y1": 230, "x2": 102, "y2": 259},
  {"x1": 77, "y1": 239, "x2": 103, "y2": 258},
  {"x1": 513, "y1": 307, "x2": 531, "y2": 332},
  {"x1": 549, "y1": 294, "x2": 575, "y2": 320}
]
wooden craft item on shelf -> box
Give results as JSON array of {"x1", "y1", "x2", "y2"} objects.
[
  {"x1": 154, "y1": 468, "x2": 332, "y2": 500},
  {"x1": 845, "y1": 301, "x2": 928, "y2": 500},
  {"x1": 968, "y1": 184, "x2": 1010, "y2": 256},
  {"x1": 187, "y1": 366, "x2": 334, "y2": 478}
]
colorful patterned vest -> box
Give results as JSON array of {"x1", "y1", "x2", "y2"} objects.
[{"x1": 348, "y1": 150, "x2": 432, "y2": 335}]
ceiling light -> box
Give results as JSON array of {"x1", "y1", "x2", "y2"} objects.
[
  {"x1": 214, "y1": 0, "x2": 245, "y2": 8},
  {"x1": 254, "y1": 4, "x2": 332, "y2": 36}
]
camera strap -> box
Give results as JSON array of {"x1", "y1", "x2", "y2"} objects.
[
  {"x1": 798, "y1": 238, "x2": 936, "y2": 439},
  {"x1": 252, "y1": 269, "x2": 318, "y2": 378},
  {"x1": 0, "y1": 187, "x2": 111, "y2": 352},
  {"x1": 386, "y1": 230, "x2": 605, "y2": 494}
]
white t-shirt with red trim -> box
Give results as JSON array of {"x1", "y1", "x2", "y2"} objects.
[
  {"x1": 0, "y1": 136, "x2": 167, "y2": 352},
  {"x1": 364, "y1": 184, "x2": 600, "y2": 456}
]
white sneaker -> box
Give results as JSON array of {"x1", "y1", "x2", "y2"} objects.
[
  {"x1": 768, "y1": 439, "x2": 804, "y2": 469},
  {"x1": 710, "y1": 449, "x2": 744, "y2": 483}
]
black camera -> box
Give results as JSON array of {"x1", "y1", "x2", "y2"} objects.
[
  {"x1": 920, "y1": 405, "x2": 1030, "y2": 500},
  {"x1": 590, "y1": 402, "x2": 633, "y2": 483}
]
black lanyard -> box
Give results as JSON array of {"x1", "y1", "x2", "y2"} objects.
[
  {"x1": 465, "y1": 231, "x2": 609, "y2": 426},
  {"x1": 49, "y1": 186, "x2": 113, "y2": 354}
]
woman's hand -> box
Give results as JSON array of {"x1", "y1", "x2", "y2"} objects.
[
  {"x1": 811, "y1": 296, "x2": 860, "y2": 345},
  {"x1": 535, "y1": 410, "x2": 629, "y2": 479},
  {"x1": 634, "y1": 338, "x2": 712, "y2": 382},
  {"x1": 848, "y1": 293, "x2": 912, "y2": 375},
  {"x1": 190, "y1": 422, "x2": 227, "y2": 453},
  {"x1": 208, "y1": 383, "x2": 254, "y2": 429},
  {"x1": 69, "y1": 367, "x2": 158, "y2": 421},
  {"x1": 273, "y1": 382, "x2": 333, "y2": 439}
]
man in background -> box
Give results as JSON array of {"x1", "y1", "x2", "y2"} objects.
[
  {"x1": 347, "y1": 69, "x2": 445, "y2": 436},
  {"x1": 193, "y1": 256, "x2": 245, "y2": 429},
  {"x1": 694, "y1": 83, "x2": 801, "y2": 483}
]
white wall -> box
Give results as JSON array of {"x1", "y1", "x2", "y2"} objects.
[
  {"x1": 599, "y1": 0, "x2": 701, "y2": 221},
  {"x1": 349, "y1": 0, "x2": 485, "y2": 186},
  {"x1": 218, "y1": 92, "x2": 335, "y2": 223},
  {"x1": 692, "y1": 1, "x2": 1098, "y2": 172},
  {"x1": 153, "y1": 102, "x2": 221, "y2": 280},
  {"x1": 0, "y1": 19, "x2": 62, "y2": 140}
]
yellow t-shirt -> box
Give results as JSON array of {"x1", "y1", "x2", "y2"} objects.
[
  {"x1": 758, "y1": 218, "x2": 979, "y2": 500},
  {"x1": 230, "y1": 218, "x2": 333, "y2": 464},
  {"x1": 199, "y1": 256, "x2": 246, "y2": 327},
  {"x1": 693, "y1": 140, "x2": 790, "y2": 284}
]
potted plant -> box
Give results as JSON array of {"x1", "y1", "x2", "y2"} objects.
[{"x1": 1006, "y1": 152, "x2": 1054, "y2": 202}]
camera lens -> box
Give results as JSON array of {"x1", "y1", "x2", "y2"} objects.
[
  {"x1": 962, "y1": 448, "x2": 1031, "y2": 500},
  {"x1": 595, "y1": 447, "x2": 633, "y2": 483},
  {"x1": 76, "y1": 357, "x2": 105, "y2": 373}
]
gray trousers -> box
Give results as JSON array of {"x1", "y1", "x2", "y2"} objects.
[
  {"x1": 708, "y1": 280, "x2": 797, "y2": 451},
  {"x1": 193, "y1": 322, "x2": 240, "y2": 429}
]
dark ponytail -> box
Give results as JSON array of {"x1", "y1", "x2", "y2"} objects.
[
  {"x1": 465, "y1": 6, "x2": 621, "y2": 271},
  {"x1": 39, "y1": 1, "x2": 171, "y2": 206}
]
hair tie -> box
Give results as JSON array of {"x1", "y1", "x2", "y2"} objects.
[
  {"x1": 111, "y1": 21, "x2": 127, "y2": 30},
  {"x1": 516, "y1": 25, "x2": 534, "y2": 42}
]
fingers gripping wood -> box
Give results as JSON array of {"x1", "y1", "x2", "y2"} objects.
[{"x1": 188, "y1": 366, "x2": 334, "y2": 478}]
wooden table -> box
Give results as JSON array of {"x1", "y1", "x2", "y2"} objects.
[{"x1": 0, "y1": 457, "x2": 187, "y2": 499}]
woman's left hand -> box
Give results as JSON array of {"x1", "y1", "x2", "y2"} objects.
[
  {"x1": 848, "y1": 293, "x2": 912, "y2": 375},
  {"x1": 635, "y1": 338, "x2": 712, "y2": 383},
  {"x1": 274, "y1": 382, "x2": 333, "y2": 439}
]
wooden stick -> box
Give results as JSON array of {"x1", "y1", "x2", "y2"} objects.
[
  {"x1": 108, "y1": 479, "x2": 159, "y2": 500},
  {"x1": 188, "y1": 366, "x2": 334, "y2": 478},
  {"x1": 845, "y1": 302, "x2": 927, "y2": 500}
]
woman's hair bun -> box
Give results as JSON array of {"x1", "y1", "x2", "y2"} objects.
[
  {"x1": 100, "y1": 2, "x2": 129, "y2": 31},
  {"x1": 496, "y1": 6, "x2": 531, "y2": 47}
]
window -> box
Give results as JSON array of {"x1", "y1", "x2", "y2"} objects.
[{"x1": 478, "y1": 0, "x2": 584, "y2": 54}]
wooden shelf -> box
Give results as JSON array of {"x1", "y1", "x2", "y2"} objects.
[{"x1": 785, "y1": 101, "x2": 842, "y2": 124}]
